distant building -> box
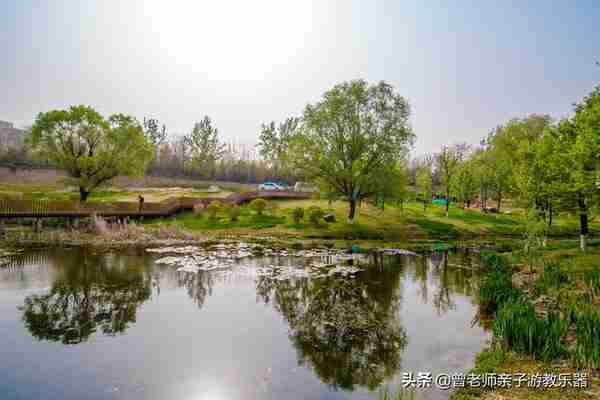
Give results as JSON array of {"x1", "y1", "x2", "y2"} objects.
[{"x1": 0, "y1": 120, "x2": 27, "y2": 149}]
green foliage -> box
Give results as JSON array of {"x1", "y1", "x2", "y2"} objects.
[
  {"x1": 228, "y1": 205, "x2": 241, "y2": 222},
  {"x1": 249, "y1": 198, "x2": 267, "y2": 215},
  {"x1": 493, "y1": 300, "x2": 567, "y2": 360},
  {"x1": 523, "y1": 208, "x2": 547, "y2": 272},
  {"x1": 534, "y1": 260, "x2": 571, "y2": 294},
  {"x1": 583, "y1": 267, "x2": 600, "y2": 298},
  {"x1": 184, "y1": 116, "x2": 225, "y2": 179},
  {"x1": 415, "y1": 159, "x2": 433, "y2": 210},
  {"x1": 573, "y1": 308, "x2": 600, "y2": 369},
  {"x1": 30, "y1": 105, "x2": 154, "y2": 201},
  {"x1": 291, "y1": 207, "x2": 304, "y2": 224},
  {"x1": 206, "y1": 201, "x2": 221, "y2": 220},
  {"x1": 288, "y1": 80, "x2": 414, "y2": 221},
  {"x1": 478, "y1": 252, "x2": 521, "y2": 314},
  {"x1": 307, "y1": 206, "x2": 325, "y2": 226}
]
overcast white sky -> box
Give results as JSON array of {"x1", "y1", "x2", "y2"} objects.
[{"x1": 1, "y1": 0, "x2": 599, "y2": 155}]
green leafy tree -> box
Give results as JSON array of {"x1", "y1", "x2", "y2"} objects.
[
  {"x1": 30, "y1": 105, "x2": 153, "y2": 201},
  {"x1": 258, "y1": 117, "x2": 301, "y2": 180},
  {"x1": 185, "y1": 116, "x2": 225, "y2": 179},
  {"x1": 289, "y1": 80, "x2": 414, "y2": 222},
  {"x1": 436, "y1": 144, "x2": 466, "y2": 217},
  {"x1": 416, "y1": 158, "x2": 433, "y2": 211},
  {"x1": 452, "y1": 159, "x2": 478, "y2": 208}
]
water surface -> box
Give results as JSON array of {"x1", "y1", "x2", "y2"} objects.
[{"x1": 0, "y1": 247, "x2": 488, "y2": 400}]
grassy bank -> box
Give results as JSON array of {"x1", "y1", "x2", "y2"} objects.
[{"x1": 451, "y1": 246, "x2": 600, "y2": 400}]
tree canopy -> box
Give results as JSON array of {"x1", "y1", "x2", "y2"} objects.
[
  {"x1": 287, "y1": 80, "x2": 414, "y2": 221},
  {"x1": 30, "y1": 105, "x2": 153, "y2": 201}
]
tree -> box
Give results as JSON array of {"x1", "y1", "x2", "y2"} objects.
[
  {"x1": 416, "y1": 158, "x2": 433, "y2": 212},
  {"x1": 452, "y1": 159, "x2": 478, "y2": 208},
  {"x1": 376, "y1": 161, "x2": 409, "y2": 211},
  {"x1": 30, "y1": 105, "x2": 153, "y2": 201},
  {"x1": 566, "y1": 87, "x2": 600, "y2": 252},
  {"x1": 142, "y1": 117, "x2": 167, "y2": 147},
  {"x1": 258, "y1": 117, "x2": 301, "y2": 181},
  {"x1": 185, "y1": 116, "x2": 225, "y2": 179},
  {"x1": 290, "y1": 80, "x2": 414, "y2": 222},
  {"x1": 436, "y1": 144, "x2": 466, "y2": 217}
]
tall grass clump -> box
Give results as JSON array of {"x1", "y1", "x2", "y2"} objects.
[
  {"x1": 206, "y1": 201, "x2": 221, "y2": 220},
  {"x1": 478, "y1": 253, "x2": 520, "y2": 314},
  {"x1": 493, "y1": 300, "x2": 567, "y2": 360},
  {"x1": 534, "y1": 260, "x2": 571, "y2": 294},
  {"x1": 583, "y1": 268, "x2": 600, "y2": 298},
  {"x1": 292, "y1": 207, "x2": 304, "y2": 224},
  {"x1": 574, "y1": 308, "x2": 600, "y2": 369},
  {"x1": 249, "y1": 198, "x2": 267, "y2": 216}
]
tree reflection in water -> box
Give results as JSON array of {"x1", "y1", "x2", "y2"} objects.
[
  {"x1": 176, "y1": 270, "x2": 214, "y2": 308},
  {"x1": 20, "y1": 250, "x2": 153, "y2": 345},
  {"x1": 256, "y1": 255, "x2": 408, "y2": 391}
]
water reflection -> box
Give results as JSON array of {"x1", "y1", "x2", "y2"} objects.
[
  {"x1": 256, "y1": 256, "x2": 408, "y2": 391},
  {"x1": 19, "y1": 251, "x2": 153, "y2": 344}
]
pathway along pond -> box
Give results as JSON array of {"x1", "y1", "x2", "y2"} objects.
[{"x1": 0, "y1": 246, "x2": 489, "y2": 400}]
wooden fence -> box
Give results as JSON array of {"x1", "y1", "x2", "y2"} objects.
[{"x1": 0, "y1": 191, "x2": 311, "y2": 219}]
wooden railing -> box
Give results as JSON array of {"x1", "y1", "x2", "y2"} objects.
[{"x1": 0, "y1": 191, "x2": 312, "y2": 219}]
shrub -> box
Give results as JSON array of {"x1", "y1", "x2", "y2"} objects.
[
  {"x1": 206, "y1": 201, "x2": 221, "y2": 220},
  {"x1": 292, "y1": 207, "x2": 304, "y2": 223},
  {"x1": 249, "y1": 198, "x2": 267, "y2": 215},
  {"x1": 228, "y1": 205, "x2": 241, "y2": 222},
  {"x1": 308, "y1": 206, "x2": 325, "y2": 226}
]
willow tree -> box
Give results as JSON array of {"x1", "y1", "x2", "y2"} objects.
[
  {"x1": 291, "y1": 80, "x2": 413, "y2": 222},
  {"x1": 30, "y1": 105, "x2": 153, "y2": 201}
]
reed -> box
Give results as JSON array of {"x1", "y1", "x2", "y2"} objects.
[
  {"x1": 583, "y1": 268, "x2": 600, "y2": 299},
  {"x1": 534, "y1": 260, "x2": 570, "y2": 294},
  {"x1": 573, "y1": 308, "x2": 600, "y2": 369},
  {"x1": 493, "y1": 300, "x2": 567, "y2": 360}
]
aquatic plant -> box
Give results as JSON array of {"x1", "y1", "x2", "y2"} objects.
[
  {"x1": 573, "y1": 308, "x2": 600, "y2": 369},
  {"x1": 478, "y1": 270, "x2": 521, "y2": 314},
  {"x1": 534, "y1": 260, "x2": 570, "y2": 294},
  {"x1": 583, "y1": 268, "x2": 600, "y2": 298},
  {"x1": 493, "y1": 300, "x2": 567, "y2": 360}
]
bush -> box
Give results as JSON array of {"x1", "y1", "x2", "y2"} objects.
[
  {"x1": 308, "y1": 206, "x2": 325, "y2": 226},
  {"x1": 228, "y1": 205, "x2": 241, "y2": 222},
  {"x1": 292, "y1": 207, "x2": 304, "y2": 223},
  {"x1": 206, "y1": 201, "x2": 221, "y2": 220},
  {"x1": 249, "y1": 198, "x2": 267, "y2": 216}
]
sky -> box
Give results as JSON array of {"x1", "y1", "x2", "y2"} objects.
[{"x1": 1, "y1": 0, "x2": 599, "y2": 155}]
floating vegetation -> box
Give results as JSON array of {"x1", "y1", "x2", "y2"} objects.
[{"x1": 148, "y1": 242, "x2": 369, "y2": 279}]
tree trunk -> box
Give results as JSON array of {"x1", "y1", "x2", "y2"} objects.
[
  {"x1": 400, "y1": 199, "x2": 404, "y2": 213},
  {"x1": 578, "y1": 193, "x2": 588, "y2": 253},
  {"x1": 445, "y1": 189, "x2": 450, "y2": 217},
  {"x1": 496, "y1": 190, "x2": 502, "y2": 212},
  {"x1": 547, "y1": 200, "x2": 553, "y2": 228},
  {"x1": 348, "y1": 198, "x2": 357, "y2": 223},
  {"x1": 79, "y1": 186, "x2": 89, "y2": 202}
]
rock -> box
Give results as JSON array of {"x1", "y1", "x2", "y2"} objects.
[{"x1": 323, "y1": 213, "x2": 336, "y2": 223}]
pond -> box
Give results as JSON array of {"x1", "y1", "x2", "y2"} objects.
[{"x1": 0, "y1": 246, "x2": 489, "y2": 400}]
